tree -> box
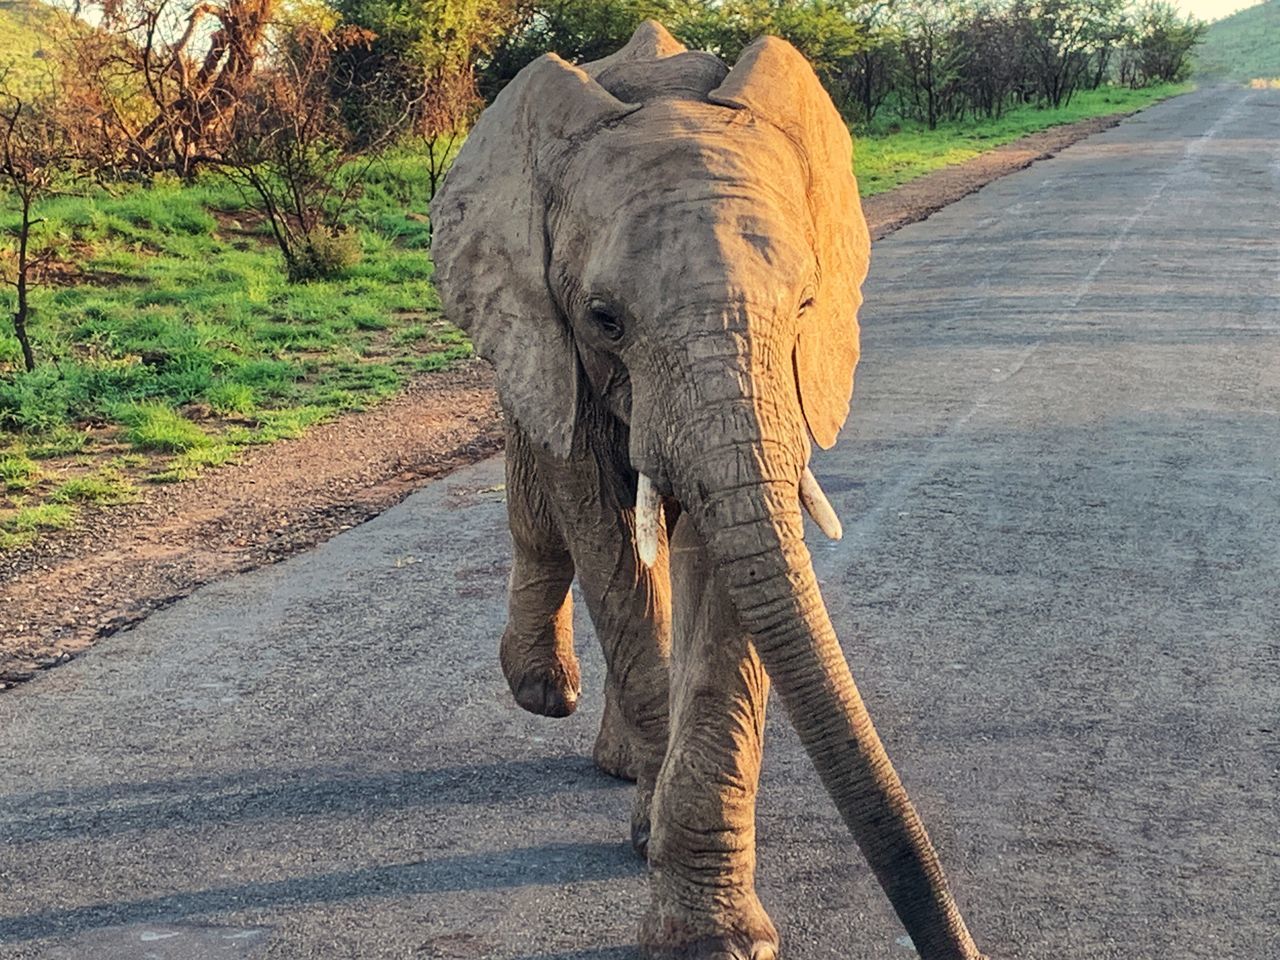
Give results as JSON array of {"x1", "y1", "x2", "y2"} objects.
[
  {"x1": 0, "y1": 81, "x2": 85, "y2": 372},
  {"x1": 1014, "y1": 0, "x2": 1127, "y2": 108},
  {"x1": 838, "y1": 4, "x2": 900, "y2": 124},
  {"x1": 336, "y1": 0, "x2": 510, "y2": 129},
  {"x1": 61, "y1": 0, "x2": 278, "y2": 177},
  {"x1": 333, "y1": 0, "x2": 511, "y2": 204},
  {"x1": 1129, "y1": 1, "x2": 1205, "y2": 85},
  {"x1": 947, "y1": 3, "x2": 1031, "y2": 119},
  {"x1": 894, "y1": 0, "x2": 960, "y2": 128},
  {"x1": 209, "y1": 17, "x2": 418, "y2": 281},
  {"x1": 479, "y1": 0, "x2": 655, "y2": 98},
  {"x1": 478, "y1": 0, "x2": 876, "y2": 112}
]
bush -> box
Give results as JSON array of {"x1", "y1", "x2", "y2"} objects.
[
  {"x1": 288, "y1": 227, "x2": 363, "y2": 283},
  {"x1": 0, "y1": 367, "x2": 88, "y2": 432}
]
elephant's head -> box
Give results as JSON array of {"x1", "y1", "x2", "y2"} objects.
[{"x1": 430, "y1": 22, "x2": 980, "y2": 959}]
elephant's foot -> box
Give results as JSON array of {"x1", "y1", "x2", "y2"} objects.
[
  {"x1": 500, "y1": 626, "x2": 580, "y2": 718},
  {"x1": 639, "y1": 888, "x2": 779, "y2": 960},
  {"x1": 592, "y1": 685, "x2": 645, "y2": 780}
]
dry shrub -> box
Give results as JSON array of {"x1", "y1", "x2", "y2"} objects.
[
  {"x1": 211, "y1": 21, "x2": 416, "y2": 281},
  {"x1": 58, "y1": 0, "x2": 278, "y2": 177}
]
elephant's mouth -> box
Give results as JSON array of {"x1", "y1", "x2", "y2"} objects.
[{"x1": 632, "y1": 466, "x2": 841, "y2": 570}]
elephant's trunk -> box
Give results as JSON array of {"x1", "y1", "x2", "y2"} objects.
[{"x1": 663, "y1": 366, "x2": 981, "y2": 960}]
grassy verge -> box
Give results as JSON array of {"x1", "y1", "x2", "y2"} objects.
[
  {"x1": 853, "y1": 83, "x2": 1190, "y2": 195},
  {"x1": 0, "y1": 158, "x2": 471, "y2": 549}
]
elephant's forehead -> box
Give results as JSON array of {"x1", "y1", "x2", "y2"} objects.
[
  {"x1": 555, "y1": 101, "x2": 817, "y2": 315},
  {"x1": 570, "y1": 100, "x2": 808, "y2": 208}
]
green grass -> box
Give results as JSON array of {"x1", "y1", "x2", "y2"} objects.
[
  {"x1": 25, "y1": 426, "x2": 89, "y2": 458},
  {"x1": 149, "y1": 443, "x2": 239, "y2": 483},
  {"x1": 0, "y1": 152, "x2": 473, "y2": 549},
  {"x1": 853, "y1": 83, "x2": 1189, "y2": 195},
  {"x1": 113, "y1": 404, "x2": 212, "y2": 453},
  {"x1": 1195, "y1": 0, "x2": 1280, "y2": 83},
  {"x1": 0, "y1": 172, "x2": 464, "y2": 430},
  {"x1": 0, "y1": 500, "x2": 75, "y2": 549},
  {"x1": 49, "y1": 468, "x2": 135, "y2": 504},
  {"x1": 0, "y1": 451, "x2": 39, "y2": 490}
]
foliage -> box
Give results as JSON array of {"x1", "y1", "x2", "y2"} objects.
[
  {"x1": 1193, "y1": 0, "x2": 1278, "y2": 83},
  {"x1": 1120, "y1": 2, "x2": 1206, "y2": 86},
  {"x1": 893, "y1": 1, "x2": 959, "y2": 128},
  {"x1": 60, "y1": 0, "x2": 278, "y2": 177},
  {"x1": 210, "y1": 19, "x2": 416, "y2": 281},
  {"x1": 479, "y1": 0, "x2": 876, "y2": 100},
  {"x1": 853, "y1": 80, "x2": 1184, "y2": 193},
  {"x1": 310, "y1": 0, "x2": 486, "y2": 223},
  {"x1": 674, "y1": 0, "x2": 872, "y2": 84},
  {"x1": 336, "y1": 0, "x2": 509, "y2": 203},
  {"x1": 480, "y1": 0, "x2": 657, "y2": 97}
]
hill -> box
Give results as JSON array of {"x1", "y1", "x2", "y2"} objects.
[
  {"x1": 0, "y1": 0, "x2": 65, "y2": 93},
  {"x1": 1195, "y1": 0, "x2": 1280, "y2": 82}
]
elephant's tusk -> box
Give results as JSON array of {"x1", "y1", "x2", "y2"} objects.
[
  {"x1": 800, "y1": 467, "x2": 842, "y2": 541},
  {"x1": 635, "y1": 473, "x2": 663, "y2": 568}
]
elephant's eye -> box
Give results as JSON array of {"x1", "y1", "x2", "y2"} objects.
[
  {"x1": 588, "y1": 304, "x2": 624, "y2": 342},
  {"x1": 799, "y1": 296, "x2": 816, "y2": 315}
]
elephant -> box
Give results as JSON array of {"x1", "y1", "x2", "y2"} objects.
[{"x1": 429, "y1": 20, "x2": 987, "y2": 960}]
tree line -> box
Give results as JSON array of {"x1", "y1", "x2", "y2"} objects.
[{"x1": 475, "y1": 0, "x2": 1204, "y2": 127}]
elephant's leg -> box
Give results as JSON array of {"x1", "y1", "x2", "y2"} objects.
[
  {"x1": 571, "y1": 528, "x2": 671, "y2": 854},
  {"x1": 501, "y1": 423, "x2": 580, "y2": 718},
  {"x1": 640, "y1": 513, "x2": 778, "y2": 960},
  {"x1": 534, "y1": 442, "x2": 672, "y2": 852}
]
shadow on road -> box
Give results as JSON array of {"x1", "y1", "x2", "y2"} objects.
[
  {"x1": 506, "y1": 950, "x2": 638, "y2": 960},
  {"x1": 0, "y1": 841, "x2": 643, "y2": 943},
  {"x1": 0, "y1": 754, "x2": 623, "y2": 845}
]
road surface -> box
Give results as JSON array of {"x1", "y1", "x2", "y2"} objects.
[{"x1": 2, "y1": 84, "x2": 1278, "y2": 960}]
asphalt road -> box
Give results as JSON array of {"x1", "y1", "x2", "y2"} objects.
[{"x1": 3, "y1": 84, "x2": 1278, "y2": 960}]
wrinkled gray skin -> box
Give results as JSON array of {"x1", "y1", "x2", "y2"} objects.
[{"x1": 429, "y1": 21, "x2": 986, "y2": 960}]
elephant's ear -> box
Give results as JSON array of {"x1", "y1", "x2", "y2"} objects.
[
  {"x1": 710, "y1": 38, "x2": 870, "y2": 450},
  {"x1": 430, "y1": 56, "x2": 638, "y2": 457}
]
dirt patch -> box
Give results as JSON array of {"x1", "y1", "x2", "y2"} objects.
[
  {"x1": 0, "y1": 109, "x2": 1137, "y2": 689},
  {"x1": 211, "y1": 207, "x2": 275, "y2": 245},
  {"x1": 1, "y1": 362, "x2": 501, "y2": 686}
]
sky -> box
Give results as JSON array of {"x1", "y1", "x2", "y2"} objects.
[{"x1": 1177, "y1": 0, "x2": 1268, "y2": 21}]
